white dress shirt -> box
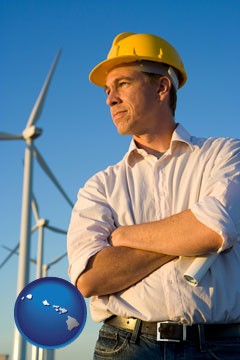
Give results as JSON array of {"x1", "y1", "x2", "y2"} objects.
[{"x1": 67, "y1": 124, "x2": 240, "y2": 324}]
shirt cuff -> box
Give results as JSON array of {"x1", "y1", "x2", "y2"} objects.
[
  {"x1": 191, "y1": 196, "x2": 238, "y2": 253},
  {"x1": 68, "y1": 242, "x2": 110, "y2": 286}
]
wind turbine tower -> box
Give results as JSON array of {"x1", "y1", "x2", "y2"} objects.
[{"x1": 0, "y1": 50, "x2": 62, "y2": 360}]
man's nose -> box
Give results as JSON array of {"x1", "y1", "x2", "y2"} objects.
[{"x1": 106, "y1": 89, "x2": 121, "y2": 107}]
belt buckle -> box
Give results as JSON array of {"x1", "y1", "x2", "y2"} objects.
[{"x1": 156, "y1": 321, "x2": 187, "y2": 342}]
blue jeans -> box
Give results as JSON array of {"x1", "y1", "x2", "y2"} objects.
[{"x1": 93, "y1": 323, "x2": 240, "y2": 359}]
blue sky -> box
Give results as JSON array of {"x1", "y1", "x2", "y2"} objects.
[{"x1": 0, "y1": 1, "x2": 240, "y2": 359}]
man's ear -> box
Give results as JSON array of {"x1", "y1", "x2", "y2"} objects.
[{"x1": 158, "y1": 76, "x2": 171, "y2": 98}]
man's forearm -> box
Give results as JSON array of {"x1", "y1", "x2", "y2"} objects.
[
  {"x1": 77, "y1": 246, "x2": 175, "y2": 298},
  {"x1": 110, "y1": 210, "x2": 223, "y2": 256}
]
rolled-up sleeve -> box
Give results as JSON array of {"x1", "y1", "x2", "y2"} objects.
[
  {"x1": 191, "y1": 139, "x2": 240, "y2": 252},
  {"x1": 67, "y1": 173, "x2": 115, "y2": 285}
]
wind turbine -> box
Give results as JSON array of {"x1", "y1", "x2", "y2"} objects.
[
  {"x1": 31, "y1": 193, "x2": 68, "y2": 280},
  {"x1": 0, "y1": 195, "x2": 67, "y2": 272},
  {"x1": 1, "y1": 193, "x2": 67, "y2": 360},
  {"x1": 0, "y1": 191, "x2": 69, "y2": 360},
  {"x1": 30, "y1": 193, "x2": 66, "y2": 360},
  {"x1": 1, "y1": 244, "x2": 67, "y2": 276},
  {"x1": 0, "y1": 49, "x2": 72, "y2": 360}
]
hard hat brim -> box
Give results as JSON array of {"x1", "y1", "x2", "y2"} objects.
[{"x1": 89, "y1": 55, "x2": 187, "y2": 89}]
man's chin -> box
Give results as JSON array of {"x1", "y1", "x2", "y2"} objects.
[{"x1": 115, "y1": 124, "x2": 134, "y2": 136}]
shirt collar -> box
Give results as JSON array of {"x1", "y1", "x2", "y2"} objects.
[
  {"x1": 126, "y1": 123, "x2": 194, "y2": 167},
  {"x1": 170, "y1": 123, "x2": 194, "y2": 152}
]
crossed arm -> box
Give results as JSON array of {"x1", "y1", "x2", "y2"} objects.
[{"x1": 77, "y1": 209, "x2": 222, "y2": 298}]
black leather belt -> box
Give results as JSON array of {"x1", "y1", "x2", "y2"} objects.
[{"x1": 104, "y1": 316, "x2": 240, "y2": 342}]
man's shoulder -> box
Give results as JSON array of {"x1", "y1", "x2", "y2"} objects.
[
  {"x1": 178, "y1": 124, "x2": 240, "y2": 148},
  {"x1": 191, "y1": 133, "x2": 240, "y2": 153}
]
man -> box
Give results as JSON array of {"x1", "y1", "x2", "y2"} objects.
[{"x1": 67, "y1": 32, "x2": 240, "y2": 359}]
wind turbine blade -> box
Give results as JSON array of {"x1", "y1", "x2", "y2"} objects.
[
  {"x1": 0, "y1": 243, "x2": 19, "y2": 269},
  {"x1": 31, "y1": 224, "x2": 38, "y2": 233},
  {"x1": 0, "y1": 132, "x2": 23, "y2": 140},
  {"x1": 2, "y1": 245, "x2": 37, "y2": 264},
  {"x1": 33, "y1": 146, "x2": 74, "y2": 208},
  {"x1": 2, "y1": 244, "x2": 17, "y2": 252},
  {"x1": 47, "y1": 252, "x2": 67, "y2": 267},
  {"x1": 45, "y1": 224, "x2": 67, "y2": 235},
  {"x1": 31, "y1": 193, "x2": 40, "y2": 222},
  {"x1": 25, "y1": 49, "x2": 61, "y2": 129}
]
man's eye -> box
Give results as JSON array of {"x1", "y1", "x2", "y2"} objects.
[{"x1": 119, "y1": 81, "x2": 128, "y2": 87}]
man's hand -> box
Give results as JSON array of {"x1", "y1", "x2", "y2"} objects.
[{"x1": 108, "y1": 226, "x2": 127, "y2": 247}]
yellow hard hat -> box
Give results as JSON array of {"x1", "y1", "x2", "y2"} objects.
[{"x1": 89, "y1": 32, "x2": 187, "y2": 89}]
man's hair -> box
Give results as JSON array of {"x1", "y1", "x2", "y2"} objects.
[{"x1": 143, "y1": 72, "x2": 177, "y2": 116}]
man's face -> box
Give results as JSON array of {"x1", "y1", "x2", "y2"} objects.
[{"x1": 105, "y1": 66, "x2": 162, "y2": 136}]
